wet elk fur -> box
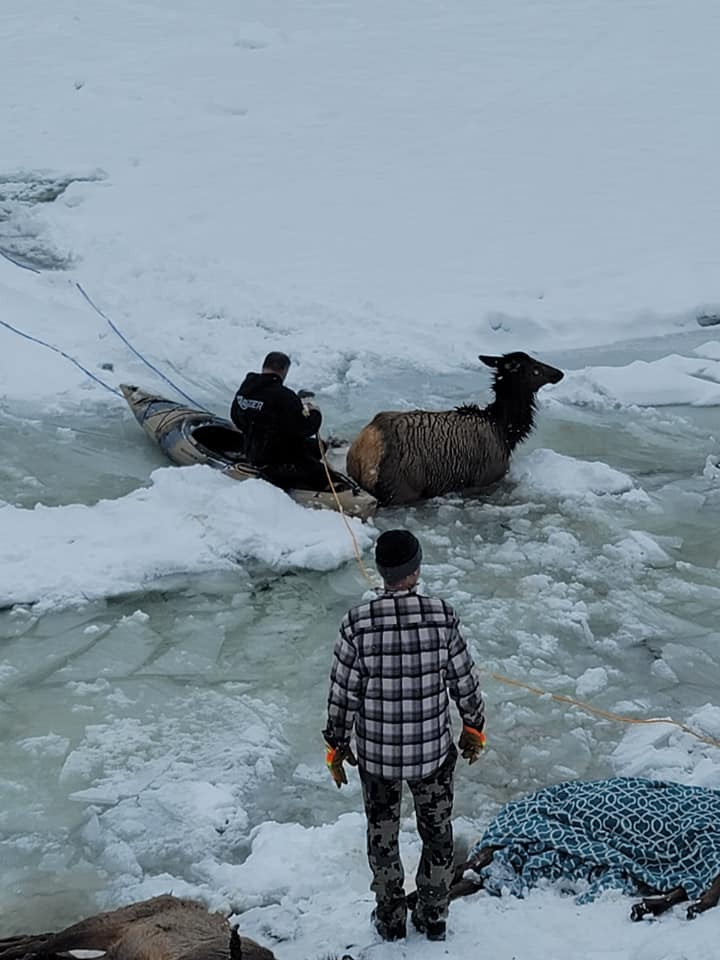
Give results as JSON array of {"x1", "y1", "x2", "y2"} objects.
[
  {"x1": 0, "y1": 897, "x2": 355, "y2": 960},
  {"x1": 0, "y1": 896, "x2": 350, "y2": 960},
  {"x1": 346, "y1": 352, "x2": 564, "y2": 505}
]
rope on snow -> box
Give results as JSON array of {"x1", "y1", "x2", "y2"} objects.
[
  {"x1": 76, "y1": 282, "x2": 205, "y2": 409},
  {"x1": 1, "y1": 253, "x2": 203, "y2": 404},
  {"x1": 0, "y1": 247, "x2": 42, "y2": 274},
  {"x1": 0, "y1": 316, "x2": 121, "y2": 396}
]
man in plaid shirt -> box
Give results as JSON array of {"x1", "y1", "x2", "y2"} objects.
[{"x1": 323, "y1": 528, "x2": 486, "y2": 943}]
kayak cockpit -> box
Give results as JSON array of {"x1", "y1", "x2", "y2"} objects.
[{"x1": 192, "y1": 423, "x2": 247, "y2": 461}]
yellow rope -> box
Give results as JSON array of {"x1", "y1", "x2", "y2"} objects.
[
  {"x1": 318, "y1": 434, "x2": 378, "y2": 589},
  {"x1": 485, "y1": 671, "x2": 720, "y2": 749},
  {"x1": 315, "y1": 425, "x2": 720, "y2": 751}
]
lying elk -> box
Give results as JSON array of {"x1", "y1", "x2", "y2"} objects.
[
  {"x1": 424, "y1": 849, "x2": 720, "y2": 923},
  {"x1": 0, "y1": 896, "x2": 354, "y2": 960},
  {"x1": 346, "y1": 351, "x2": 564, "y2": 505},
  {"x1": 416, "y1": 776, "x2": 720, "y2": 923}
]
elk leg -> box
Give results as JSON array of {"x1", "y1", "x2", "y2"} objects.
[
  {"x1": 448, "y1": 877, "x2": 485, "y2": 901},
  {"x1": 687, "y1": 875, "x2": 720, "y2": 919},
  {"x1": 406, "y1": 874, "x2": 483, "y2": 911},
  {"x1": 405, "y1": 845, "x2": 499, "y2": 910},
  {"x1": 447, "y1": 846, "x2": 499, "y2": 901},
  {"x1": 630, "y1": 887, "x2": 687, "y2": 921},
  {"x1": 455, "y1": 846, "x2": 499, "y2": 878}
]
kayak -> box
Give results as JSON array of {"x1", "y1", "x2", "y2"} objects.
[{"x1": 120, "y1": 385, "x2": 378, "y2": 520}]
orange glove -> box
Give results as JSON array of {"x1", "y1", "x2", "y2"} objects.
[
  {"x1": 325, "y1": 742, "x2": 358, "y2": 788},
  {"x1": 458, "y1": 725, "x2": 486, "y2": 764}
]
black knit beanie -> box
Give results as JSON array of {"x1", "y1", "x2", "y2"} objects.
[{"x1": 375, "y1": 529, "x2": 422, "y2": 583}]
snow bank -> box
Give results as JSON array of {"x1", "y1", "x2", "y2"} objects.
[{"x1": 0, "y1": 466, "x2": 373, "y2": 610}]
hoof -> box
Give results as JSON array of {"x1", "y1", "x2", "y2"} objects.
[{"x1": 630, "y1": 903, "x2": 648, "y2": 922}]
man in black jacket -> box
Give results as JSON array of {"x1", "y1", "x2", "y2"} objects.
[{"x1": 231, "y1": 351, "x2": 327, "y2": 491}]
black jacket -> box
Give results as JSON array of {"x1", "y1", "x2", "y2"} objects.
[{"x1": 231, "y1": 372, "x2": 322, "y2": 465}]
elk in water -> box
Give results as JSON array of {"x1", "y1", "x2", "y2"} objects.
[{"x1": 346, "y1": 351, "x2": 564, "y2": 505}]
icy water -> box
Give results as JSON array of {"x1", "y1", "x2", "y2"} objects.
[{"x1": 1, "y1": 338, "x2": 720, "y2": 932}]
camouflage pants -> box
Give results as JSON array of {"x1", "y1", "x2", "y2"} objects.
[{"x1": 359, "y1": 746, "x2": 457, "y2": 929}]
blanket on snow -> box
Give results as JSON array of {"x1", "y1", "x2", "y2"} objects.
[{"x1": 472, "y1": 776, "x2": 720, "y2": 902}]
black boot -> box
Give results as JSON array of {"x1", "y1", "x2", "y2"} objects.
[
  {"x1": 371, "y1": 907, "x2": 406, "y2": 941},
  {"x1": 411, "y1": 909, "x2": 446, "y2": 942}
]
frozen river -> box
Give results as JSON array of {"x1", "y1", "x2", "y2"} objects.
[
  {"x1": 4, "y1": 1, "x2": 720, "y2": 955},
  {"x1": 1, "y1": 334, "x2": 720, "y2": 935}
]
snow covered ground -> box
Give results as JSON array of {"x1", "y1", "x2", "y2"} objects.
[{"x1": 2, "y1": 1, "x2": 720, "y2": 958}]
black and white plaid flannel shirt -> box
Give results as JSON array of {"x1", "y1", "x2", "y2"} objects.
[{"x1": 325, "y1": 587, "x2": 485, "y2": 780}]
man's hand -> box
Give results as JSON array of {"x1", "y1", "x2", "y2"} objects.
[
  {"x1": 458, "y1": 725, "x2": 486, "y2": 765},
  {"x1": 325, "y1": 742, "x2": 358, "y2": 788}
]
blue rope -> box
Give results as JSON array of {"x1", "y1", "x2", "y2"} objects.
[
  {"x1": 1, "y1": 249, "x2": 207, "y2": 409},
  {"x1": 76, "y1": 282, "x2": 205, "y2": 409},
  {"x1": 0, "y1": 317, "x2": 122, "y2": 396},
  {"x1": 0, "y1": 247, "x2": 42, "y2": 274}
]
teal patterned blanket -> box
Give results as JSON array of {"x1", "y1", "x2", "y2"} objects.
[{"x1": 472, "y1": 777, "x2": 720, "y2": 902}]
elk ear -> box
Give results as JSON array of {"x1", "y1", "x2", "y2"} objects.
[
  {"x1": 479, "y1": 355, "x2": 500, "y2": 368},
  {"x1": 229, "y1": 927, "x2": 242, "y2": 960}
]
